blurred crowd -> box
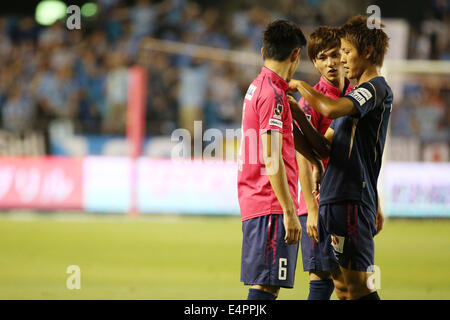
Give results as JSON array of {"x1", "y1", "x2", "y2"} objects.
[
  {"x1": 408, "y1": 0, "x2": 450, "y2": 60},
  {"x1": 391, "y1": 76, "x2": 449, "y2": 142},
  {"x1": 0, "y1": 0, "x2": 448, "y2": 152}
]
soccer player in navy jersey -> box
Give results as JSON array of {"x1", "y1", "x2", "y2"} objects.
[{"x1": 289, "y1": 15, "x2": 391, "y2": 300}]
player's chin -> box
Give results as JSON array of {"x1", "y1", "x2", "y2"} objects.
[
  {"x1": 327, "y1": 72, "x2": 339, "y2": 82},
  {"x1": 345, "y1": 69, "x2": 355, "y2": 79}
]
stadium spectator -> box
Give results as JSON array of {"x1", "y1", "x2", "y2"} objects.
[
  {"x1": 75, "y1": 49, "x2": 105, "y2": 133},
  {"x1": 12, "y1": 17, "x2": 38, "y2": 44},
  {"x1": 1, "y1": 86, "x2": 35, "y2": 133},
  {"x1": 414, "y1": 79, "x2": 448, "y2": 141},
  {"x1": 103, "y1": 51, "x2": 128, "y2": 134},
  {"x1": 36, "y1": 64, "x2": 79, "y2": 120},
  {"x1": 205, "y1": 62, "x2": 242, "y2": 130},
  {"x1": 131, "y1": 0, "x2": 158, "y2": 39},
  {"x1": 390, "y1": 96, "x2": 420, "y2": 137},
  {"x1": 158, "y1": 0, "x2": 187, "y2": 28},
  {"x1": 142, "y1": 51, "x2": 179, "y2": 134},
  {"x1": 177, "y1": 57, "x2": 209, "y2": 136},
  {"x1": 38, "y1": 21, "x2": 64, "y2": 48}
]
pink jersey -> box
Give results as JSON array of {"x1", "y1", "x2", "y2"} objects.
[
  {"x1": 297, "y1": 76, "x2": 354, "y2": 215},
  {"x1": 237, "y1": 67, "x2": 299, "y2": 221}
]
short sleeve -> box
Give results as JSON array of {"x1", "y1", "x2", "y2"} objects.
[
  {"x1": 344, "y1": 80, "x2": 383, "y2": 118},
  {"x1": 258, "y1": 93, "x2": 286, "y2": 133},
  {"x1": 298, "y1": 96, "x2": 320, "y2": 129}
]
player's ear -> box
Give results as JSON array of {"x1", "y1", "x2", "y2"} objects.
[
  {"x1": 364, "y1": 45, "x2": 374, "y2": 61},
  {"x1": 290, "y1": 48, "x2": 301, "y2": 62}
]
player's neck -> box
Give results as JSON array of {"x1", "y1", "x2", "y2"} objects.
[
  {"x1": 356, "y1": 65, "x2": 381, "y2": 86},
  {"x1": 322, "y1": 74, "x2": 345, "y2": 93},
  {"x1": 263, "y1": 60, "x2": 291, "y2": 82}
]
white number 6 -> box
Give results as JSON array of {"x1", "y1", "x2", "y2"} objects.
[{"x1": 278, "y1": 258, "x2": 287, "y2": 280}]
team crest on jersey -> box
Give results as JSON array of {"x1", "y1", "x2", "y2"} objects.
[
  {"x1": 245, "y1": 84, "x2": 257, "y2": 101},
  {"x1": 273, "y1": 104, "x2": 283, "y2": 119}
]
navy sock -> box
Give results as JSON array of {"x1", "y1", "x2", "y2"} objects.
[
  {"x1": 357, "y1": 291, "x2": 380, "y2": 300},
  {"x1": 247, "y1": 288, "x2": 277, "y2": 300},
  {"x1": 307, "y1": 279, "x2": 334, "y2": 300}
]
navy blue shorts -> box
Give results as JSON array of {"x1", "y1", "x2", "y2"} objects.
[
  {"x1": 241, "y1": 214, "x2": 300, "y2": 288},
  {"x1": 318, "y1": 201, "x2": 377, "y2": 272},
  {"x1": 299, "y1": 214, "x2": 339, "y2": 272}
]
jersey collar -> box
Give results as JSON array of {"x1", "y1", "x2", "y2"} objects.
[
  {"x1": 261, "y1": 66, "x2": 289, "y2": 92},
  {"x1": 319, "y1": 76, "x2": 351, "y2": 97}
]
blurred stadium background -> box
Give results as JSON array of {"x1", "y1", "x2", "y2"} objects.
[{"x1": 0, "y1": 0, "x2": 449, "y2": 299}]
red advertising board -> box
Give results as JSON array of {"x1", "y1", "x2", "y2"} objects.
[{"x1": 0, "y1": 157, "x2": 83, "y2": 210}]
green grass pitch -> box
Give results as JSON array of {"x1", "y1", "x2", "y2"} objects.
[{"x1": 0, "y1": 213, "x2": 449, "y2": 299}]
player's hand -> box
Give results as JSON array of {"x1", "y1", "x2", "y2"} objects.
[
  {"x1": 287, "y1": 79, "x2": 302, "y2": 94},
  {"x1": 287, "y1": 95, "x2": 298, "y2": 107},
  {"x1": 311, "y1": 161, "x2": 324, "y2": 198},
  {"x1": 375, "y1": 208, "x2": 384, "y2": 236},
  {"x1": 306, "y1": 207, "x2": 319, "y2": 243},
  {"x1": 283, "y1": 209, "x2": 301, "y2": 245}
]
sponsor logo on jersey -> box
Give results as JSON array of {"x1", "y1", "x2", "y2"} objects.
[
  {"x1": 269, "y1": 118, "x2": 283, "y2": 129},
  {"x1": 347, "y1": 87, "x2": 373, "y2": 106},
  {"x1": 245, "y1": 84, "x2": 257, "y2": 101}
]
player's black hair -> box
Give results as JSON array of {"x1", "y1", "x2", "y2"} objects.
[{"x1": 262, "y1": 20, "x2": 307, "y2": 61}]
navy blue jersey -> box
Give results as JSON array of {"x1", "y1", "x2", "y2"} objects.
[{"x1": 319, "y1": 76, "x2": 393, "y2": 215}]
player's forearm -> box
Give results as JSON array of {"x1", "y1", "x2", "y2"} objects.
[
  {"x1": 295, "y1": 81, "x2": 354, "y2": 119},
  {"x1": 290, "y1": 108, "x2": 330, "y2": 159},
  {"x1": 293, "y1": 122, "x2": 329, "y2": 163},
  {"x1": 262, "y1": 132, "x2": 296, "y2": 215},
  {"x1": 297, "y1": 153, "x2": 319, "y2": 213},
  {"x1": 264, "y1": 155, "x2": 296, "y2": 214}
]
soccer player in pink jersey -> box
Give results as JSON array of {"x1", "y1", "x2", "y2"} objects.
[
  {"x1": 238, "y1": 20, "x2": 328, "y2": 300},
  {"x1": 294, "y1": 26, "x2": 354, "y2": 300}
]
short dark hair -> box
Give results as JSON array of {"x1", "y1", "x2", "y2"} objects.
[
  {"x1": 307, "y1": 26, "x2": 341, "y2": 61},
  {"x1": 263, "y1": 20, "x2": 307, "y2": 61},
  {"x1": 340, "y1": 15, "x2": 389, "y2": 66}
]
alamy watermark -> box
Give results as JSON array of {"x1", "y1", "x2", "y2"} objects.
[
  {"x1": 367, "y1": 5, "x2": 382, "y2": 29},
  {"x1": 66, "y1": 5, "x2": 81, "y2": 30},
  {"x1": 66, "y1": 265, "x2": 81, "y2": 290},
  {"x1": 171, "y1": 121, "x2": 280, "y2": 175},
  {"x1": 366, "y1": 264, "x2": 381, "y2": 290}
]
